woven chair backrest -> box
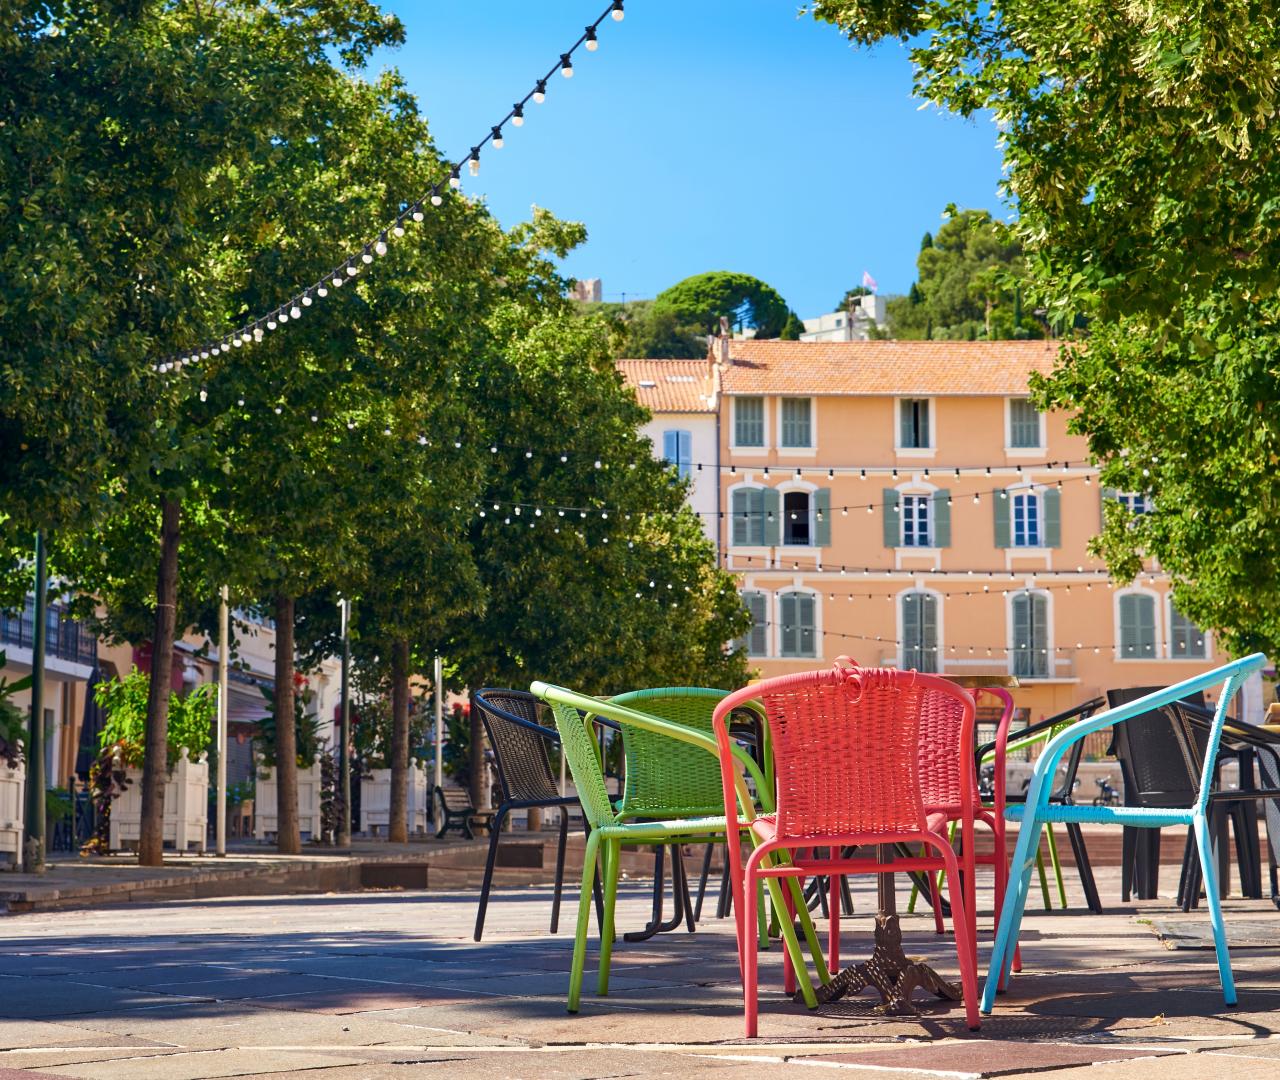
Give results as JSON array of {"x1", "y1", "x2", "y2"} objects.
[
  {"x1": 1106, "y1": 687, "x2": 1206, "y2": 808},
  {"x1": 474, "y1": 689, "x2": 561, "y2": 804},
  {"x1": 747, "y1": 663, "x2": 974, "y2": 840},
  {"x1": 608, "y1": 688, "x2": 731, "y2": 819},
  {"x1": 543, "y1": 699, "x2": 616, "y2": 830}
]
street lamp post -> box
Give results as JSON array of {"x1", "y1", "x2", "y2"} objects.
[
  {"x1": 338, "y1": 599, "x2": 352, "y2": 848},
  {"x1": 215, "y1": 586, "x2": 229, "y2": 856}
]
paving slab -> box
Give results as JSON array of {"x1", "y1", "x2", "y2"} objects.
[
  {"x1": 28, "y1": 1048, "x2": 368, "y2": 1078},
  {"x1": 798, "y1": 1040, "x2": 1183, "y2": 1076}
]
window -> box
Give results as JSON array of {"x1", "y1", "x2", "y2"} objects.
[
  {"x1": 901, "y1": 591, "x2": 938, "y2": 673},
  {"x1": 1170, "y1": 604, "x2": 1207, "y2": 659},
  {"x1": 901, "y1": 494, "x2": 932, "y2": 547},
  {"x1": 662, "y1": 429, "x2": 692, "y2": 480},
  {"x1": 735, "y1": 396, "x2": 765, "y2": 447},
  {"x1": 739, "y1": 591, "x2": 769, "y2": 656},
  {"x1": 780, "y1": 398, "x2": 812, "y2": 448},
  {"x1": 899, "y1": 398, "x2": 931, "y2": 449},
  {"x1": 1011, "y1": 592, "x2": 1050, "y2": 678},
  {"x1": 1118, "y1": 594, "x2": 1157, "y2": 658},
  {"x1": 783, "y1": 490, "x2": 811, "y2": 546},
  {"x1": 779, "y1": 591, "x2": 817, "y2": 658},
  {"x1": 1117, "y1": 492, "x2": 1151, "y2": 516},
  {"x1": 731, "y1": 487, "x2": 765, "y2": 546},
  {"x1": 1008, "y1": 399, "x2": 1041, "y2": 448},
  {"x1": 1012, "y1": 493, "x2": 1040, "y2": 547}
]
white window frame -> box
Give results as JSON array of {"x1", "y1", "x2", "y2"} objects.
[
  {"x1": 778, "y1": 587, "x2": 821, "y2": 659},
  {"x1": 1114, "y1": 587, "x2": 1160, "y2": 662},
  {"x1": 896, "y1": 586, "x2": 943, "y2": 673},
  {"x1": 1166, "y1": 597, "x2": 1210, "y2": 660},
  {"x1": 899, "y1": 491, "x2": 934, "y2": 548},
  {"x1": 731, "y1": 396, "x2": 768, "y2": 452},
  {"x1": 778, "y1": 480, "x2": 817, "y2": 548},
  {"x1": 728, "y1": 481, "x2": 768, "y2": 549},
  {"x1": 1116, "y1": 491, "x2": 1152, "y2": 517},
  {"x1": 1010, "y1": 488, "x2": 1043, "y2": 549},
  {"x1": 894, "y1": 396, "x2": 936, "y2": 457},
  {"x1": 776, "y1": 396, "x2": 816, "y2": 455},
  {"x1": 1004, "y1": 397, "x2": 1046, "y2": 454},
  {"x1": 1007, "y1": 589, "x2": 1053, "y2": 679}
]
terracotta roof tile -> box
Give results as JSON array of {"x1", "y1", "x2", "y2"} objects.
[
  {"x1": 616, "y1": 358, "x2": 716, "y2": 413},
  {"x1": 721, "y1": 339, "x2": 1062, "y2": 397}
]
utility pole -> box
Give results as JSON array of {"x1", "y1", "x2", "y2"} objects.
[
  {"x1": 338, "y1": 598, "x2": 352, "y2": 848},
  {"x1": 215, "y1": 586, "x2": 229, "y2": 856},
  {"x1": 433, "y1": 655, "x2": 444, "y2": 804},
  {"x1": 24, "y1": 532, "x2": 47, "y2": 873}
]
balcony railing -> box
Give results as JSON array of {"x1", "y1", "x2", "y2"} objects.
[{"x1": 0, "y1": 597, "x2": 97, "y2": 667}]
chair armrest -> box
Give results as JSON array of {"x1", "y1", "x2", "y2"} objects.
[
  {"x1": 1019, "y1": 655, "x2": 1267, "y2": 816},
  {"x1": 978, "y1": 697, "x2": 1106, "y2": 763},
  {"x1": 531, "y1": 681, "x2": 770, "y2": 815}
]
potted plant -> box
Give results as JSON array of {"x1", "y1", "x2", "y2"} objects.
[
  {"x1": 92, "y1": 669, "x2": 214, "y2": 854},
  {"x1": 252, "y1": 675, "x2": 326, "y2": 841},
  {"x1": 0, "y1": 652, "x2": 30, "y2": 864}
]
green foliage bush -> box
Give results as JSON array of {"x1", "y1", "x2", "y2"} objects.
[
  {"x1": 254, "y1": 682, "x2": 323, "y2": 769},
  {"x1": 0, "y1": 651, "x2": 31, "y2": 768},
  {"x1": 95, "y1": 668, "x2": 212, "y2": 767}
]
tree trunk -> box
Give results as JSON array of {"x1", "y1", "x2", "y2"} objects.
[
  {"x1": 138, "y1": 498, "x2": 180, "y2": 867},
  {"x1": 526, "y1": 806, "x2": 543, "y2": 832},
  {"x1": 469, "y1": 702, "x2": 487, "y2": 814},
  {"x1": 388, "y1": 638, "x2": 411, "y2": 844},
  {"x1": 273, "y1": 593, "x2": 301, "y2": 854}
]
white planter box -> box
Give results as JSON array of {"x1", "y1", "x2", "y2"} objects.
[
  {"x1": 109, "y1": 749, "x2": 208, "y2": 853},
  {"x1": 254, "y1": 761, "x2": 324, "y2": 841},
  {"x1": 0, "y1": 760, "x2": 24, "y2": 864},
  {"x1": 360, "y1": 761, "x2": 428, "y2": 836}
]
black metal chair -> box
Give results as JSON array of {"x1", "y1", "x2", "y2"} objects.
[
  {"x1": 472, "y1": 688, "x2": 592, "y2": 942},
  {"x1": 981, "y1": 697, "x2": 1108, "y2": 914}
]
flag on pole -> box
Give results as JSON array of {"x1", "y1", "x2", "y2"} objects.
[{"x1": 861, "y1": 269, "x2": 878, "y2": 293}]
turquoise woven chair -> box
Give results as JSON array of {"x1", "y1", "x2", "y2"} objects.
[
  {"x1": 982, "y1": 653, "x2": 1267, "y2": 1014},
  {"x1": 531, "y1": 680, "x2": 830, "y2": 1014}
]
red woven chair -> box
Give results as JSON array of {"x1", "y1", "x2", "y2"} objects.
[{"x1": 713, "y1": 659, "x2": 981, "y2": 1036}]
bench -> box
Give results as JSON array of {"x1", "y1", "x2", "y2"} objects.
[{"x1": 432, "y1": 785, "x2": 494, "y2": 840}]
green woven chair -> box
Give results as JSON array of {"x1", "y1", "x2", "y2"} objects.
[{"x1": 531, "y1": 680, "x2": 829, "y2": 1014}]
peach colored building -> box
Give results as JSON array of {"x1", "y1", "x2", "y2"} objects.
[{"x1": 705, "y1": 338, "x2": 1246, "y2": 726}]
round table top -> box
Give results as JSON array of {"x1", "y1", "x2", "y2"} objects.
[{"x1": 943, "y1": 674, "x2": 1020, "y2": 689}]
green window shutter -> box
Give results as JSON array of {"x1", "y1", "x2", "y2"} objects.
[
  {"x1": 1042, "y1": 487, "x2": 1061, "y2": 547},
  {"x1": 1119, "y1": 595, "x2": 1156, "y2": 658},
  {"x1": 1011, "y1": 594, "x2": 1030, "y2": 677},
  {"x1": 1009, "y1": 399, "x2": 1041, "y2": 448},
  {"x1": 931, "y1": 489, "x2": 951, "y2": 547},
  {"x1": 745, "y1": 592, "x2": 768, "y2": 656},
  {"x1": 797, "y1": 594, "x2": 816, "y2": 657},
  {"x1": 780, "y1": 592, "x2": 797, "y2": 656},
  {"x1": 882, "y1": 489, "x2": 901, "y2": 547},
  {"x1": 899, "y1": 401, "x2": 913, "y2": 448},
  {"x1": 814, "y1": 488, "x2": 832, "y2": 546},
  {"x1": 763, "y1": 487, "x2": 781, "y2": 546},
  {"x1": 731, "y1": 489, "x2": 749, "y2": 546},
  {"x1": 902, "y1": 592, "x2": 920, "y2": 667},
  {"x1": 1100, "y1": 486, "x2": 1117, "y2": 531},
  {"x1": 1032, "y1": 593, "x2": 1049, "y2": 676},
  {"x1": 993, "y1": 489, "x2": 1010, "y2": 547},
  {"x1": 781, "y1": 398, "x2": 811, "y2": 447},
  {"x1": 920, "y1": 593, "x2": 938, "y2": 672},
  {"x1": 735, "y1": 397, "x2": 764, "y2": 446}
]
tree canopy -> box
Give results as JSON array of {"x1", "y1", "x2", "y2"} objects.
[
  {"x1": 653, "y1": 271, "x2": 791, "y2": 339},
  {"x1": 884, "y1": 209, "x2": 1037, "y2": 340}
]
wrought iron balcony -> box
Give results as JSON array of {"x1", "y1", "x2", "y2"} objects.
[{"x1": 0, "y1": 597, "x2": 97, "y2": 667}]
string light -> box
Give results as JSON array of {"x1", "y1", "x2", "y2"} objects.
[
  {"x1": 511, "y1": 103, "x2": 524, "y2": 127},
  {"x1": 585, "y1": 26, "x2": 598, "y2": 50},
  {"x1": 491, "y1": 126, "x2": 504, "y2": 149},
  {"x1": 560, "y1": 53, "x2": 574, "y2": 77}
]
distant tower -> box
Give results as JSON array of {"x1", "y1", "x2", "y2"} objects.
[{"x1": 572, "y1": 278, "x2": 603, "y2": 303}]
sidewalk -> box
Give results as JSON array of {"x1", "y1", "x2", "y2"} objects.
[{"x1": 0, "y1": 863, "x2": 1277, "y2": 1078}]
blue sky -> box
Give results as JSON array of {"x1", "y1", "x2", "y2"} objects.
[{"x1": 376, "y1": 1, "x2": 1006, "y2": 317}]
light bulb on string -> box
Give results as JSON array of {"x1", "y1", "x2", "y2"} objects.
[
  {"x1": 511, "y1": 103, "x2": 524, "y2": 127},
  {"x1": 412, "y1": 203, "x2": 425, "y2": 221},
  {"x1": 317, "y1": 286, "x2": 328, "y2": 298},
  {"x1": 533, "y1": 79, "x2": 547, "y2": 104},
  {"x1": 560, "y1": 53, "x2": 573, "y2": 77},
  {"x1": 449, "y1": 166, "x2": 461, "y2": 188},
  {"x1": 302, "y1": 294, "x2": 313, "y2": 306},
  {"x1": 392, "y1": 223, "x2": 404, "y2": 238},
  {"x1": 585, "y1": 26, "x2": 598, "y2": 50},
  {"x1": 374, "y1": 236, "x2": 387, "y2": 257},
  {"x1": 469, "y1": 148, "x2": 480, "y2": 176},
  {"x1": 277, "y1": 311, "x2": 288, "y2": 323},
  {"x1": 332, "y1": 274, "x2": 343, "y2": 287},
  {"x1": 491, "y1": 126, "x2": 503, "y2": 149},
  {"x1": 290, "y1": 305, "x2": 301, "y2": 319},
  {"x1": 361, "y1": 246, "x2": 374, "y2": 264},
  {"x1": 611, "y1": 0, "x2": 624, "y2": 19},
  {"x1": 267, "y1": 318, "x2": 277, "y2": 331},
  {"x1": 430, "y1": 192, "x2": 442, "y2": 207},
  {"x1": 345, "y1": 264, "x2": 358, "y2": 276}
]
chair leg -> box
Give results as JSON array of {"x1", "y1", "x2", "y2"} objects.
[
  {"x1": 743, "y1": 861, "x2": 761, "y2": 1038},
  {"x1": 1045, "y1": 823, "x2": 1068, "y2": 910},
  {"x1": 1035, "y1": 846, "x2": 1052, "y2": 912},
  {"x1": 568, "y1": 830, "x2": 601, "y2": 1014},
  {"x1": 1193, "y1": 813, "x2": 1237, "y2": 1006},
  {"x1": 928, "y1": 869, "x2": 945, "y2": 935},
  {"x1": 673, "y1": 844, "x2": 697, "y2": 933},
  {"x1": 840, "y1": 872, "x2": 854, "y2": 917},
  {"x1": 1065, "y1": 822, "x2": 1103, "y2": 914},
  {"x1": 695, "y1": 842, "x2": 715, "y2": 921},
  {"x1": 828, "y1": 873, "x2": 840, "y2": 973},
  {"x1": 1178, "y1": 828, "x2": 1197, "y2": 912},
  {"x1": 1121, "y1": 826, "x2": 1135, "y2": 902},
  {"x1": 597, "y1": 839, "x2": 622, "y2": 996},
  {"x1": 472, "y1": 805, "x2": 508, "y2": 942},
  {"x1": 981, "y1": 819, "x2": 1044, "y2": 1013},
  {"x1": 550, "y1": 807, "x2": 569, "y2": 934},
  {"x1": 941, "y1": 849, "x2": 981, "y2": 1031}
]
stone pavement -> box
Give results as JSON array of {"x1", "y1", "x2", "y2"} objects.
[{"x1": 1, "y1": 864, "x2": 1278, "y2": 1078}]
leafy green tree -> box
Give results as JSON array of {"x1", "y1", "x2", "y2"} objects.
[
  {"x1": 653, "y1": 272, "x2": 791, "y2": 339},
  {"x1": 882, "y1": 209, "x2": 1037, "y2": 340},
  {"x1": 598, "y1": 301, "x2": 706, "y2": 359}
]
